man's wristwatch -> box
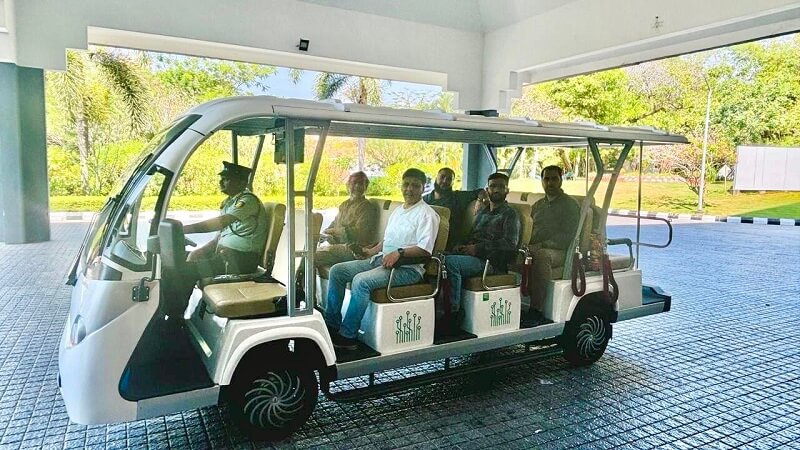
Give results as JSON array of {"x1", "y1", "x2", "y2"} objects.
[{"x1": 397, "y1": 247, "x2": 405, "y2": 257}]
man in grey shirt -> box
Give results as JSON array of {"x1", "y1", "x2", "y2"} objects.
[{"x1": 183, "y1": 161, "x2": 268, "y2": 276}]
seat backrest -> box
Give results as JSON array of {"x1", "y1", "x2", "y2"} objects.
[
  {"x1": 272, "y1": 210, "x2": 324, "y2": 286},
  {"x1": 367, "y1": 198, "x2": 400, "y2": 245},
  {"x1": 427, "y1": 205, "x2": 451, "y2": 250},
  {"x1": 571, "y1": 195, "x2": 595, "y2": 253},
  {"x1": 426, "y1": 204, "x2": 450, "y2": 276},
  {"x1": 506, "y1": 191, "x2": 545, "y2": 206},
  {"x1": 261, "y1": 202, "x2": 286, "y2": 273},
  {"x1": 506, "y1": 202, "x2": 533, "y2": 248},
  {"x1": 449, "y1": 200, "x2": 479, "y2": 249}
]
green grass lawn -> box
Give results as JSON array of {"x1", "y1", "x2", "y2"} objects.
[
  {"x1": 510, "y1": 178, "x2": 800, "y2": 218},
  {"x1": 51, "y1": 180, "x2": 800, "y2": 218}
]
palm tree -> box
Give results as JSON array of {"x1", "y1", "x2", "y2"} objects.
[
  {"x1": 314, "y1": 73, "x2": 382, "y2": 170},
  {"x1": 49, "y1": 49, "x2": 148, "y2": 194}
]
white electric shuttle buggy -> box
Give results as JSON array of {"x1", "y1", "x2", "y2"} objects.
[{"x1": 59, "y1": 96, "x2": 686, "y2": 440}]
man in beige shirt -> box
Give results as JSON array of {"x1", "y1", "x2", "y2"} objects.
[{"x1": 316, "y1": 171, "x2": 378, "y2": 267}]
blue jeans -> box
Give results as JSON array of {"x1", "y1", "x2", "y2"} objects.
[
  {"x1": 445, "y1": 254, "x2": 489, "y2": 314},
  {"x1": 324, "y1": 256, "x2": 422, "y2": 339}
]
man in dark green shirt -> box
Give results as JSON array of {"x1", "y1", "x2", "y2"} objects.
[
  {"x1": 527, "y1": 165, "x2": 580, "y2": 322},
  {"x1": 423, "y1": 167, "x2": 487, "y2": 249}
]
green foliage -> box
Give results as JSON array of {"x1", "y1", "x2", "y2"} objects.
[
  {"x1": 155, "y1": 56, "x2": 277, "y2": 102},
  {"x1": 511, "y1": 35, "x2": 800, "y2": 202},
  {"x1": 541, "y1": 69, "x2": 646, "y2": 124},
  {"x1": 47, "y1": 146, "x2": 83, "y2": 195},
  {"x1": 314, "y1": 73, "x2": 383, "y2": 105},
  {"x1": 46, "y1": 48, "x2": 151, "y2": 194}
]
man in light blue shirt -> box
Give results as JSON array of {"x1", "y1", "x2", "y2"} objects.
[{"x1": 324, "y1": 168, "x2": 440, "y2": 352}]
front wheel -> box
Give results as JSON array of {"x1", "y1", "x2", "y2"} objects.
[
  {"x1": 560, "y1": 304, "x2": 611, "y2": 366},
  {"x1": 228, "y1": 363, "x2": 318, "y2": 441}
]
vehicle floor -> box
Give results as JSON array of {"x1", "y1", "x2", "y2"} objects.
[{"x1": 119, "y1": 317, "x2": 214, "y2": 401}]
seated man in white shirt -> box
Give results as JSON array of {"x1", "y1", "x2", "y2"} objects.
[{"x1": 324, "y1": 168, "x2": 440, "y2": 352}]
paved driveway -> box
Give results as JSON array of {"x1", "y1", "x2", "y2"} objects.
[{"x1": 0, "y1": 221, "x2": 798, "y2": 449}]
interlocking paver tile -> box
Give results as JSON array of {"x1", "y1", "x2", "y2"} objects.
[{"x1": 0, "y1": 221, "x2": 798, "y2": 449}]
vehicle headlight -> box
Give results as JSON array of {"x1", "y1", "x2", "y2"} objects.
[{"x1": 70, "y1": 315, "x2": 86, "y2": 346}]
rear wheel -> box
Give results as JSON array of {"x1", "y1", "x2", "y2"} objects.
[
  {"x1": 229, "y1": 362, "x2": 318, "y2": 440},
  {"x1": 560, "y1": 304, "x2": 611, "y2": 366}
]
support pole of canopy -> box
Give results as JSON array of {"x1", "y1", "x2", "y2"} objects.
[
  {"x1": 636, "y1": 141, "x2": 643, "y2": 270},
  {"x1": 303, "y1": 123, "x2": 329, "y2": 313},
  {"x1": 564, "y1": 139, "x2": 633, "y2": 280},
  {"x1": 285, "y1": 120, "x2": 297, "y2": 317}
]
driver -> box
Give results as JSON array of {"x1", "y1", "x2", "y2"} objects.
[{"x1": 183, "y1": 161, "x2": 268, "y2": 276}]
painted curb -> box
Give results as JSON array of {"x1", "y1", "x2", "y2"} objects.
[{"x1": 608, "y1": 209, "x2": 800, "y2": 226}]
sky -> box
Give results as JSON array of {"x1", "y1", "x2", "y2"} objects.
[{"x1": 248, "y1": 67, "x2": 443, "y2": 105}]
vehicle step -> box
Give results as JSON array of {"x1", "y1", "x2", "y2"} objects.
[
  {"x1": 335, "y1": 342, "x2": 380, "y2": 363},
  {"x1": 323, "y1": 345, "x2": 562, "y2": 402},
  {"x1": 434, "y1": 330, "x2": 477, "y2": 345}
]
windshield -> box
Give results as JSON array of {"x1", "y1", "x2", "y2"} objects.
[
  {"x1": 109, "y1": 114, "x2": 201, "y2": 198},
  {"x1": 104, "y1": 167, "x2": 171, "y2": 271},
  {"x1": 79, "y1": 198, "x2": 116, "y2": 270}
]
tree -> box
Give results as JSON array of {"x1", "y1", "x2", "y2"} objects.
[
  {"x1": 155, "y1": 56, "x2": 277, "y2": 104},
  {"x1": 48, "y1": 48, "x2": 149, "y2": 194},
  {"x1": 511, "y1": 35, "x2": 800, "y2": 203},
  {"x1": 314, "y1": 73, "x2": 384, "y2": 170}
]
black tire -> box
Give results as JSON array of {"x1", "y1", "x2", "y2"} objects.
[
  {"x1": 560, "y1": 303, "x2": 612, "y2": 366},
  {"x1": 228, "y1": 362, "x2": 318, "y2": 441}
]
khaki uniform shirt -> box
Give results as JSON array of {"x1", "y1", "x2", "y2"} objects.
[
  {"x1": 218, "y1": 190, "x2": 268, "y2": 254},
  {"x1": 326, "y1": 197, "x2": 378, "y2": 246}
]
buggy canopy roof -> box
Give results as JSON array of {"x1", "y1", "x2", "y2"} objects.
[{"x1": 187, "y1": 96, "x2": 689, "y2": 147}]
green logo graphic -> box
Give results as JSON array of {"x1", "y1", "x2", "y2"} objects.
[
  {"x1": 395, "y1": 311, "x2": 422, "y2": 344},
  {"x1": 490, "y1": 297, "x2": 512, "y2": 327},
  {"x1": 482, "y1": 293, "x2": 490, "y2": 302}
]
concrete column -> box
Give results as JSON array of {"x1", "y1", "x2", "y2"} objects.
[
  {"x1": 0, "y1": 63, "x2": 50, "y2": 243},
  {"x1": 462, "y1": 144, "x2": 495, "y2": 190},
  {"x1": 461, "y1": 110, "x2": 498, "y2": 190}
]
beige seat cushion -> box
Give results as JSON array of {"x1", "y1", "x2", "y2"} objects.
[
  {"x1": 371, "y1": 283, "x2": 435, "y2": 303},
  {"x1": 203, "y1": 282, "x2": 286, "y2": 318},
  {"x1": 464, "y1": 273, "x2": 518, "y2": 291}
]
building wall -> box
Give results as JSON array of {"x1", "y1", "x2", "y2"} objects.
[
  {"x1": 6, "y1": 0, "x2": 484, "y2": 108},
  {"x1": 482, "y1": 0, "x2": 800, "y2": 109},
  {"x1": 4, "y1": 0, "x2": 799, "y2": 110},
  {"x1": 734, "y1": 146, "x2": 800, "y2": 191}
]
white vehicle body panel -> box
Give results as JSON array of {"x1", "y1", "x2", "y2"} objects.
[
  {"x1": 550, "y1": 270, "x2": 643, "y2": 324},
  {"x1": 192, "y1": 310, "x2": 336, "y2": 385},
  {"x1": 59, "y1": 274, "x2": 159, "y2": 425}
]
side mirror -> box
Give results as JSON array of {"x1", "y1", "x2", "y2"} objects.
[{"x1": 147, "y1": 235, "x2": 161, "y2": 254}]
